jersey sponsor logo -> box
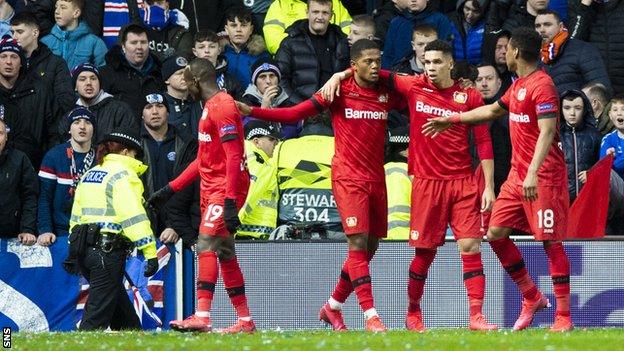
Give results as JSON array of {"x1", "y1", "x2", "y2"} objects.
[
  {"x1": 344, "y1": 108, "x2": 388, "y2": 120},
  {"x1": 509, "y1": 112, "x2": 530, "y2": 123},
  {"x1": 346, "y1": 216, "x2": 358, "y2": 227},
  {"x1": 410, "y1": 230, "x2": 419, "y2": 240},
  {"x1": 198, "y1": 132, "x2": 212, "y2": 142},
  {"x1": 82, "y1": 170, "x2": 107, "y2": 183},
  {"x1": 422, "y1": 87, "x2": 434, "y2": 92},
  {"x1": 517, "y1": 87, "x2": 527, "y2": 101},
  {"x1": 453, "y1": 91, "x2": 467, "y2": 104},
  {"x1": 415, "y1": 101, "x2": 458, "y2": 117},
  {"x1": 537, "y1": 102, "x2": 556, "y2": 113}
]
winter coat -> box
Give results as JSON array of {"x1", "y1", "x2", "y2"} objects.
[
  {"x1": 275, "y1": 19, "x2": 350, "y2": 104},
  {"x1": 146, "y1": 24, "x2": 193, "y2": 63},
  {"x1": 544, "y1": 38, "x2": 612, "y2": 96},
  {"x1": 165, "y1": 93, "x2": 203, "y2": 138},
  {"x1": 451, "y1": 0, "x2": 486, "y2": 65},
  {"x1": 569, "y1": 0, "x2": 624, "y2": 94},
  {"x1": 0, "y1": 148, "x2": 38, "y2": 237},
  {"x1": 26, "y1": 43, "x2": 75, "y2": 120},
  {"x1": 215, "y1": 55, "x2": 244, "y2": 100},
  {"x1": 560, "y1": 90, "x2": 602, "y2": 202},
  {"x1": 241, "y1": 84, "x2": 301, "y2": 139},
  {"x1": 14, "y1": 0, "x2": 55, "y2": 36},
  {"x1": 223, "y1": 34, "x2": 270, "y2": 88},
  {"x1": 57, "y1": 91, "x2": 139, "y2": 143},
  {"x1": 100, "y1": 45, "x2": 166, "y2": 118},
  {"x1": 391, "y1": 53, "x2": 425, "y2": 75},
  {"x1": 381, "y1": 8, "x2": 455, "y2": 69},
  {"x1": 172, "y1": 0, "x2": 243, "y2": 34},
  {"x1": 41, "y1": 21, "x2": 108, "y2": 69},
  {"x1": 372, "y1": 1, "x2": 402, "y2": 45},
  {"x1": 500, "y1": 2, "x2": 536, "y2": 33}
]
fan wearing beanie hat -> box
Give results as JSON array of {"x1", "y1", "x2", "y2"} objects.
[{"x1": 0, "y1": 37, "x2": 24, "y2": 85}]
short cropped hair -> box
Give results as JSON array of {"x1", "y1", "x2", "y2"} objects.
[
  {"x1": 509, "y1": 27, "x2": 542, "y2": 63},
  {"x1": 350, "y1": 39, "x2": 380, "y2": 60}
]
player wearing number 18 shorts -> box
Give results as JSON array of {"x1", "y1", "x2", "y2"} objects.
[{"x1": 424, "y1": 27, "x2": 573, "y2": 332}]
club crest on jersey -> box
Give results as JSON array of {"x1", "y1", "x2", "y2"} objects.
[
  {"x1": 410, "y1": 230, "x2": 419, "y2": 240},
  {"x1": 378, "y1": 94, "x2": 388, "y2": 103},
  {"x1": 517, "y1": 87, "x2": 527, "y2": 101},
  {"x1": 346, "y1": 216, "x2": 358, "y2": 228},
  {"x1": 453, "y1": 91, "x2": 467, "y2": 104}
]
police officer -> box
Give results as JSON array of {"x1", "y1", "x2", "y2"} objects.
[
  {"x1": 69, "y1": 128, "x2": 158, "y2": 331},
  {"x1": 384, "y1": 126, "x2": 411, "y2": 240}
]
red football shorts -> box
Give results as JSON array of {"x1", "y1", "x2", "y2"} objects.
[
  {"x1": 409, "y1": 176, "x2": 485, "y2": 248},
  {"x1": 333, "y1": 179, "x2": 387, "y2": 237},
  {"x1": 199, "y1": 195, "x2": 245, "y2": 237},
  {"x1": 490, "y1": 177, "x2": 569, "y2": 241}
]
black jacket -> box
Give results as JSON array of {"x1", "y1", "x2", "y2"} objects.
[
  {"x1": 275, "y1": 20, "x2": 350, "y2": 104},
  {"x1": 14, "y1": 0, "x2": 55, "y2": 36},
  {"x1": 146, "y1": 24, "x2": 194, "y2": 63},
  {"x1": 486, "y1": 92, "x2": 512, "y2": 195},
  {"x1": 100, "y1": 45, "x2": 166, "y2": 118},
  {"x1": 58, "y1": 93, "x2": 139, "y2": 143},
  {"x1": 500, "y1": 2, "x2": 535, "y2": 32},
  {"x1": 544, "y1": 38, "x2": 612, "y2": 96},
  {"x1": 391, "y1": 53, "x2": 425, "y2": 75},
  {"x1": 560, "y1": 90, "x2": 602, "y2": 202},
  {"x1": 373, "y1": 1, "x2": 402, "y2": 45},
  {"x1": 0, "y1": 71, "x2": 56, "y2": 168},
  {"x1": 165, "y1": 93, "x2": 203, "y2": 137},
  {"x1": 0, "y1": 148, "x2": 38, "y2": 237},
  {"x1": 27, "y1": 43, "x2": 75, "y2": 120},
  {"x1": 171, "y1": 0, "x2": 244, "y2": 34},
  {"x1": 569, "y1": 0, "x2": 624, "y2": 94}
]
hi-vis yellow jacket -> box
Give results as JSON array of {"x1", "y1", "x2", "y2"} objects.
[
  {"x1": 384, "y1": 162, "x2": 411, "y2": 240},
  {"x1": 263, "y1": 0, "x2": 352, "y2": 54},
  {"x1": 69, "y1": 154, "x2": 157, "y2": 259},
  {"x1": 237, "y1": 141, "x2": 279, "y2": 239}
]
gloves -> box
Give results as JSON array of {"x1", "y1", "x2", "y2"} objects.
[
  {"x1": 147, "y1": 184, "x2": 174, "y2": 207},
  {"x1": 144, "y1": 257, "x2": 158, "y2": 277},
  {"x1": 223, "y1": 198, "x2": 241, "y2": 234}
]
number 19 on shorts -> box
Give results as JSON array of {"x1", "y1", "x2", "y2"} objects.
[
  {"x1": 203, "y1": 204, "x2": 223, "y2": 228},
  {"x1": 537, "y1": 208, "x2": 555, "y2": 233}
]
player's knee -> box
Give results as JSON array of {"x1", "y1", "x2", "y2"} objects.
[
  {"x1": 196, "y1": 235, "x2": 213, "y2": 252},
  {"x1": 487, "y1": 227, "x2": 507, "y2": 241},
  {"x1": 347, "y1": 233, "x2": 368, "y2": 251},
  {"x1": 458, "y1": 239, "x2": 481, "y2": 254},
  {"x1": 217, "y1": 237, "x2": 236, "y2": 261}
]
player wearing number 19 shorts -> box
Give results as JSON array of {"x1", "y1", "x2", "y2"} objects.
[{"x1": 423, "y1": 27, "x2": 573, "y2": 332}]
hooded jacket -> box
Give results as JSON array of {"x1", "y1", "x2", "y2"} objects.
[
  {"x1": 275, "y1": 19, "x2": 350, "y2": 104},
  {"x1": 559, "y1": 90, "x2": 602, "y2": 202},
  {"x1": 100, "y1": 45, "x2": 166, "y2": 118},
  {"x1": 41, "y1": 21, "x2": 108, "y2": 69},
  {"x1": 0, "y1": 147, "x2": 38, "y2": 237},
  {"x1": 223, "y1": 34, "x2": 270, "y2": 88},
  {"x1": 241, "y1": 84, "x2": 301, "y2": 139},
  {"x1": 451, "y1": 0, "x2": 486, "y2": 65}
]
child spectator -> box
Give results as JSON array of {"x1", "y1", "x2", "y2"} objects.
[
  {"x1": 41, "y1": 0, "x2": 107, "y2": 69},
  {"x1": 392, "y1": 24, "x2": 438, "y2": 74},
  {"x1": 601, "y1": 95, "x2": 624, "y2": 181},
  {"x1": 192, "y1": 30, "x2": 243, "y2": 99}
]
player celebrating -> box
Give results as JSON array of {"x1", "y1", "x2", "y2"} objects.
[
  {"x1": 237, "y1": 39, "x2": 402, "y2": 332},
  {"x1": 423, "y1": 27, "x2": 573, "y2": 332},
  {"x1": 149, "y1": 58, "x2": 254, "y2": 333},
  {"x1": 321, "y1": 40, "x2": 498, "y2": 332}
]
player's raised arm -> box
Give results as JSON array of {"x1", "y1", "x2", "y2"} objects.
[
  {"x1": 422, "y1": 102, "x2": 507, "y2": 137},
  {"x1": 236, "y1": 96, "x2": 328, "y2": 124}
]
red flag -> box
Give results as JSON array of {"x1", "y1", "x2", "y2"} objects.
[{"x1": 567, "y1": 156, "x2": 614, "y2": 239}]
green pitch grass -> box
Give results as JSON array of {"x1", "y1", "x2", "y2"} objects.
[{"x1": 12, "y1": 328, "x2": 624, "y2": 351}]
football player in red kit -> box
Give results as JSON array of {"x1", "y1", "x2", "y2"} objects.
[
  {"x1": 236, "y1": 39, "x2": 403, "y2": 332},
  {"x1": 149, "y1": 58, "x2": 254, "y2": 333},
  {"x1": 424, "y1": 27, "x2": 573, "y2": 332},
  {"x1": 322, "y1": 40, "x2": 498, "y2": 332}
]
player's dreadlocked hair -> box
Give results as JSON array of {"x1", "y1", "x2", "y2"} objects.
[
  {"x1": 509, "y1": 27, "x2": 542, "y2": 63},
  {"x1": 184, "y1": 58, "x2": 216, "y2": 101},
  {"x1": 350, "y1": 39, "x2": 380, "y2": 60},
  {"x1": 424, "y1": 39, "x2": 454, "y2": 57}
]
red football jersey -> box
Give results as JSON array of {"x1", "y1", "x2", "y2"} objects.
[
  {"x1": 388, "y1": 72, "x2": 493, "y2": 179},
  {"x1": 196, "y1": 91, "x2": 249, "y2": 200},
  {"x1": 498, "y1": 69, "x2": 566, "y2": 186}
]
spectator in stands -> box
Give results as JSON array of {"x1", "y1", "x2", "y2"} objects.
[
  {"x1": 161, "y1": 55, "x2": 202, "y2": 136},
  {"x1": 381, "y1": 0, "x2": 454, "y2": 69},
  {"x1": 13, "y1": 0, "x2": 55, "y2": 36},
  {"x1": 0, "y1": 117, "x2": 38, "y2": 246},
  {"x1": 140, "y1": 0, "x2": 193, "y2": 62},
  {"x1": 37, "y1": 107, "x2": 95, "y2": 246},
  {"x1": 483, "y1": 29, "x2": 513, "y2": 92},
  {"x1": 275, "y1": 0, "x2": 349, "y2": 104},
  {"x1": 535, "y1": 10, "x2": 611, "y2": 95},
  {"x1": 237, "y1": 120, "x2": 280, "y2": 239},
  {"x1": 347, "y1": 15, "x2": 376, "y2": 46},
  {"x1": 384, "y1": 125, "x2": 410, "y2": 240},
  {"x1": 451, "y1": 0, "x2": 487, "y2": 65},
  {"x1": 392, "y1": 24, "x2": 438, "y2": 75},
  {"x1": 242, "y1": 0, "x2": 272, "y2": 33},
  {"x1": 264, "y1": 0, "x2": 351, "y2": 55},
  {"x1": 175, "y1": 0, "x2": 243, "y2": 35},
  {"x1": 222, "y1": 6, "x2": 269, "y2": 88},
  {"x1": 569, "y1": 0, "x2": 624, "y2": 95},
  {"x1": 41, "y1": 0, "x2": 107, "y2": 69},
  {"x1": 192, "y1": 31, "x2": 243, "y2": 100},
  {"x1": 372, "y1": 0, "x2": 406, "y2": 46},
  {"x1": 57, "y1": 63, "x2": 138, "y2": 143},
  {"x1": 100, "y1": 24, "x2": 166, "y2": 118},
  {"x1": 242, "y1": 58, "x2": 300, "y2": 139},
  {"x1": 0, "y1": 37, "x2": 56, "y2": 168},
  {"x1": 600, "y1": 94, "x2": 624, "y2": 235},
  {"x1": 475, "y1": 63, "x2": 510, "y2": 194},
  {"x1": 139, "y1": 92, "x2": 197, "y2": 244},
  {"x1": 10, "y1": 12, "x2": 74, "y2": 120},
  {"x1": 560, "y1": 90, "x2": 601, "y2": 202},
  {"x1": 498, "y1": 0, "x2": 550, "y2": 33},
  {"x1": 582, "y1": 82, "x2": 614, "y2": 136},
  {"x1": 0, "y1": 0, "x2": 14, "y2": 38}
]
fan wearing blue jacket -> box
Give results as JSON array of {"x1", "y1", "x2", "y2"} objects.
[
  {"x1": 41, "y1": 0, "x2": 107, "y2": 69},
  {"x1": 450, "y1": 0, "x2": 486, "y2": 65},
  {"x1": 601, "y1": 95, "x2": 624, "y2": 181}
]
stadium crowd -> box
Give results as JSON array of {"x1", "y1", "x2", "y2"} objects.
[{"x1": 2, "y1": 0, "x2": 624, "y2": 253}]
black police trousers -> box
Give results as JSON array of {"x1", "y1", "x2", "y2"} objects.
[{"x1": 79, "y1": 246, "x2": 141, "y2": 331}]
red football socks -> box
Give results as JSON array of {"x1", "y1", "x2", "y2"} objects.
[
  {"x1": 220, "y1": 256, "x2": 251, "y2": 319},
  {"x1": 407, "y1": 248, "x2": 437, "y2": 314},
  {"x1": 489, "y1": 237, "x2": 539, "y2": 300},
  {"x1": 461, "y1": 252, "x2": 485, "y2": 316},
  {"x1": 347, "y1": 250, "x2": 375, "y2": 312},
  {"x1": 197, "y1": 251, "x2": 218, "y2": 313},
  {"x1": 330, "y1": 252, "x2": 375, "y2": 304},
  {"x1": 545, "y1": 242, "x2": 571, "y2": 317}
]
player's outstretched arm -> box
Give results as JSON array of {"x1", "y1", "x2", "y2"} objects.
[
  {"x1": 422, "y1": 102, "x2": 506, "y2": 138},
  {"x1": 523, "y1": 117, "x2": 557, "y2": 202},
  {"x1": 235, "y1": 98, "x2": 324, "y2": 124}
]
